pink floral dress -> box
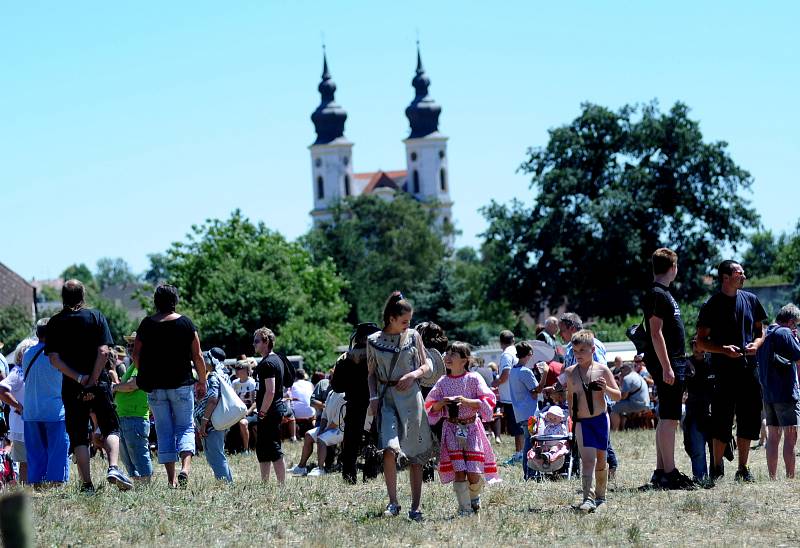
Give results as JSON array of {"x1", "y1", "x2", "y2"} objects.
[{"x1": 424, "y1": 372, "x2": 499, "y2": 484}]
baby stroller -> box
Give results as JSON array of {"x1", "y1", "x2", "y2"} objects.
[{"x1": 526, "y1": 405, "x2": 577, "y2": 480}]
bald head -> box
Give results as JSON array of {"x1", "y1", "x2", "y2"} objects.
[{"x1": 62, "y1": 279, "x2": 86, "y2": 309}]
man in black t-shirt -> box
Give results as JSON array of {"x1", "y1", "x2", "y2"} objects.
[
  {"x1": 46, "y1": 280, "x2": 132, "y2": 492},
  {"x1": 253, "y1": 326, "x2": 287, "y2": 484},
  {"x1": 643, "y1": 248, "x2": 693, "y2": 490},
  {"x1": 697, "y1": 260, "x2": 768, "y2": 483}
]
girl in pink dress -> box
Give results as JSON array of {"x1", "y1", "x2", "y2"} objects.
[{"x1": 425, "y1": 342, "x2": 499, "y2": 516}]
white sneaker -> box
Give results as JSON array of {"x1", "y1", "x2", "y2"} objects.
[
  {"x1": 307, "y1": 467, "x2": 327, "y2": 477},
  {"x1": 289, "y1": 465, "x2": 308, "y2": 477}
]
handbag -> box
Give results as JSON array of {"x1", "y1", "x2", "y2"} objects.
[
  {"x1": 211, "y1": 373, "x2": 248, "y2": 431},
  {"x1": 626, "y1": 319, "x2": 649, "y2": 354}
]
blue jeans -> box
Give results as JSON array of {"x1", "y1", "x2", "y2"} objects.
[
  {"x1": 148, "y1": 385, "x2": 195, "y2": 464},
  {"x1": 520, "y1": 420, "x2": 534, "y2": 480},
  {"x1": 203, "y1": 428, "x2": 232, "y2": 482},
  {"x1": 119, "y1": 416, "x2": 153, "y2": 478},
  {"x1": 683, "y1": 406, "x2": 710, "y2": 480},
  {"x1": 23, "y1": 421, "x2": 70, "y2": 484}
]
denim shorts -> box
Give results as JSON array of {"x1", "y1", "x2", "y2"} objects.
[
  {"x1": 119, "y1": 416, "x2": 153, "y2": 477},
  {"x1": 148, "y1": 385, "x2": 196, "y2": 464}
]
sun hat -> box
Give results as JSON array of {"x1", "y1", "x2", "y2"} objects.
[{"x1": 544, "y1": 406, "x2": 565, "y2": 420}]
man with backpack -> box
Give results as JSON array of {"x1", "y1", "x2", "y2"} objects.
[
  {"x1": 253, "y1": 327, "x2": 291, "y2": 484},
  {"x1": 756, "y1": 304, "x2": 800, "y2": 479}
]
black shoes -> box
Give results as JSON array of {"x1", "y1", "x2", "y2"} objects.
[{"x1": 734, "y1": 466, "x2": 755, "y2": 483}]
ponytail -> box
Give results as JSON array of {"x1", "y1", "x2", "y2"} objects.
[{"x1": 382, "y1": 291, "x2": 413, "y2": 328}]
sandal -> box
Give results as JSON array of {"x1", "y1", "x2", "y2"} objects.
[
  {"x1": 407, "y1": 509, "x2": 424, "y2": 522},
  {"x1": 383, "y1": 503, "x2": 401, "y2": 517},
  {"x1": 177, "y1": 471, "x2": 189, "y2": 488}
]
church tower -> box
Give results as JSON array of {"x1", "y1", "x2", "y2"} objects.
[
  {"x1": 310, "y1": 50, "x2": 353, "y2": 225},
  {"x1": 404, "y1": 45, "x2": 453, "y2": 232}
]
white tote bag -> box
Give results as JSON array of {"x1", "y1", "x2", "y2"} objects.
[{"x1": 211, "y1": 373, "x2": 248, "y2": 431}]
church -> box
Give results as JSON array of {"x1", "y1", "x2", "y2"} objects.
[{"x1": 308, "y1": 47, "x2": 454, "y2": 232}]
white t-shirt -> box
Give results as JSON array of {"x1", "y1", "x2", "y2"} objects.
[
  {"x1": 0, "y1": 366, "x2": 25, "y2": 442},
  {"x1": 497, "y1": 346, "x2": 518, "y2": 404},
  {"x1": 289, "y1": 379, "x2": 315, "y2": 420},
  {"x1": 322, "y1": 390, "x2": 346, "y2": 427},
  {"x1": 232, "y1": 377, "x2": 257, "y2": 407}
]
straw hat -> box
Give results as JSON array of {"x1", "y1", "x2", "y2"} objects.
[{"x1": 123, "y1": 331, "x2": 137, "y2": 343}]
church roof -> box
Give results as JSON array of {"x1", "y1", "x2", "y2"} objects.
[
  {"x1": 405, "y1": 45, "x2": 441, "y2": 139},
  {"x1": 311, "y1": 50, "x2": 348, "y2": 145},
  {"x1": 356, "y1": 170, "x2": 408, "y2": 194}
]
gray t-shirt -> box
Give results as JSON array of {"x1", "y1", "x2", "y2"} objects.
[{"x1": 621, "y1": 372, "x2": 649, "y2": 407}]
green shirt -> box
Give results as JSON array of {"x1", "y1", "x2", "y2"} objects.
[{"x1": 114, "y1": 364, "x2": 150, "y2": 419}]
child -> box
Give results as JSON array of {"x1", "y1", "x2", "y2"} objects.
[
  {"x1": 425, "y1": 342, "x2": 499, "y2": 516},
  {"x1": 232, "y1": 360, "x2": 258, "y2": 452},
  {"x1": 529, "y1": 405, "x2": 569, "y2": 466},
  {"x1": 565, "y1": 330, "x2": 620, "y2": 513}
]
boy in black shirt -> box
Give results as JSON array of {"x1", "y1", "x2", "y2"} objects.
[
  {"x1": 46, "y1": 280, "x2": 133, "y2": 492},
  {"x1": 643, "y1": 248, "x2": 693, "y2": 490},
  {"x1": 697, "y1": 260, "x2": 768, "y2": 482}
]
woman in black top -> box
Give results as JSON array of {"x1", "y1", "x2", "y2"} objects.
[{"x1": 132, "y1": 285, "x2": 207, "y2": 488}]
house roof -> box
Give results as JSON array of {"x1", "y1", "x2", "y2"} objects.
[{"x1": 354, "y1": 170, "x2": 408, "y2": 194}]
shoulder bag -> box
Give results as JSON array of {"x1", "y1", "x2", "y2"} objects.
[{"x1": 211, "y1": 373, "x2": 248, "y2": 430}]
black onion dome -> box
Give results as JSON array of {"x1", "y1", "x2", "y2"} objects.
[
  {"x1": 311, "y1": 52, "x2": 347, "y2": 145},
  {"x1": 405, "y1": 46, "x2": 441, "y2": 138}
]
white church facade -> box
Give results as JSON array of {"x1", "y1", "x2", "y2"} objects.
[{"x1": 308, "y1": 48, "x2": 454, "y2": 231}]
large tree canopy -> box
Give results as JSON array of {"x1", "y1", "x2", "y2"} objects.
[
  {"x1": 482, "y1": 101, "x2": 759, "y2": 318},
  {"x1": 304, "y1": 193, "x2": 449, "y2": 324},
  {"x1": 156, "y1": 210, "x2": 349, "y2": 368}
]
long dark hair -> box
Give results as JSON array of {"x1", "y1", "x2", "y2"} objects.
[
  {"x1": 382, "y1": 291, "x2": 413, "y2": 329},
  {"x1": 415, "y1": 321, "x2": 449, "y2": 353}
]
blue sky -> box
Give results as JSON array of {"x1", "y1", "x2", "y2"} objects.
[{"x1": 3, "y1": 2, "x2": 797, "y2": 280}]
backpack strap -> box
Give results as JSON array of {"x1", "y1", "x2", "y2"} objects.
[{"x1": 24, "y1": 347, "x2": 46, "y2": 382}]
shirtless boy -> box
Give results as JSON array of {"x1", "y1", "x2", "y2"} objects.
[{"x1": 566, "y1": 330, "x2": 621, "y2": 513}]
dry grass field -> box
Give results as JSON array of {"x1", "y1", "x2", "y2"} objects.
[{"x1": 17, "y1": 429, "x2": 800, "y2": 546}]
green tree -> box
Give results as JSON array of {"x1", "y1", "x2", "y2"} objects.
[
  {"x1": 303, "y1": 193, "x2": 449, "y2": 324},
  {"x1": 61, "y1": 263, "x2": 98, "y2": 292},
  {"x1": 482, "y1": 101, "x2": 759, "y2": 319},
  {"x1": 156, "y1": 210, "x2": 349, "y2": 368},
  {"x1": 143, "y1": 253, "x2": 170, "y2": 285},
  {"x1": 742, "y1": 230, "x2": 780, "y2": 280},
  {"x1": 0, "y1": 306, "x2": 34, "y2": 352},
  {"x1": 413, "y1": 248, "x2": 521, "y2": 345},
  {"x1": 95, "y1": 257, "x2": 138, "y2": 290}
]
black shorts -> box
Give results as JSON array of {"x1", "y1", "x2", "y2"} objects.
[
  {"x1": 63, "y1": 380, "x2": 120, "y2": 452},
  {"x1": 256, "y1": 410, "x2": 284, "y2": 463},
  {"x1": 501, "y1": 403, "x2": 523, "y2": 436},
  {"x1": 711, "y1": 368, "x2": 762, "y2": 441},
  {"x1": 654, "y1": 376, "x2": 684, "y2": 421}
]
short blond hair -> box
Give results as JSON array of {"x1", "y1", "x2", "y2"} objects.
[
  {"x1": 254, "y1": 327, "x2": 275, "y2": 349},
  {"x1": 570, "y1": 329, "x2": 595, "y2": 349}
]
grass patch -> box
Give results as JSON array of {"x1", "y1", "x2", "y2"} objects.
[{"x1": 8, "y1": 429, "x2": 800, "y2": 546}]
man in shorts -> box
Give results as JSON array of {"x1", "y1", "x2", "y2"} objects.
[
  {"x1": 756, "y1": 304, "x2": 800, "y2": 479},
  {"x1": 697, "y1": 260, "x2": 768, "y2": 482},
  {"x1": 46, "y1": 280, "x2": 132, "y2": 492},
  {"x1": 643, "y1": 248, "x2": 694, "y2": 489}
]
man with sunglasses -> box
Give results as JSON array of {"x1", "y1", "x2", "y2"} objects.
[{"x1": 252, "y1": 327, "x2": 287, "y2": 484}]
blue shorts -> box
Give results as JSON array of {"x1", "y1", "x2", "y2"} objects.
[
  {"x1": 577, "y1": 413, "x2": 610, "y2": 451},
  {"x1": 24, "y1": 421, "x2": 70, "y2": 484}
]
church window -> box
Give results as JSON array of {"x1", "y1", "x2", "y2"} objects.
[
  {"x1": 413, "y1": 170, "x2": 420, "y2": 193},
  {"x1": 439, "y1": 150, "x2": 445, "y2": 159},
  {"x1": 411, "y1": 152, "x2": 417, "y2": 162},
  {"x1": 343, "y1": 156, "x2": 349, "y2": 166},
  {"x1": 440, "y1": 168, "x2": 447, "y2": 191},
  {"x1": 317, "y1": 176, "x2": 324, "y2": 199},
  {"x1": 315, "y1": 158, "x2": 322, "y2": 167},
  {"x1": 344, "y1": 175, "x2": 351, "y2": 196}
]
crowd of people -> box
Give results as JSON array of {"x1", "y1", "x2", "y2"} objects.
[{"x1": 0, "y1": 248, "x2": 799, "y2": 519}]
